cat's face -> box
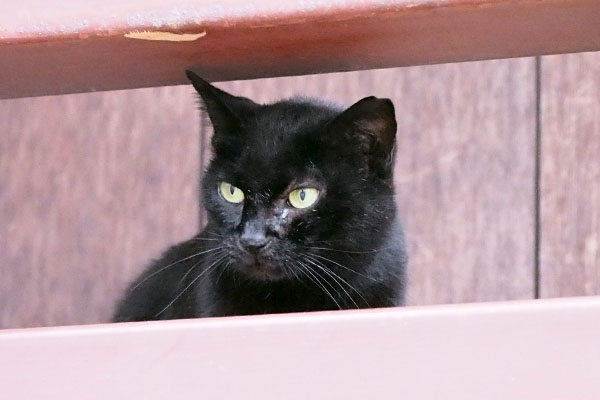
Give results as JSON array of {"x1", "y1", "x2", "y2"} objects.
[{"x1": 188, "y1": 71, "x2": 397, "y2": 282}]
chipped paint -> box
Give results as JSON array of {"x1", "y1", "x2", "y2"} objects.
[
  {"x1": 124, "y1": 30, "x2": 206, "y2": 41},
  {"x1": 0, "y1": 0, "x2": 399, "y2": 39}
]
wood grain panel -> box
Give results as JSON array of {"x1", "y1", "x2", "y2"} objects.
[
  {"x1": 0, "y1": 87, "x2": 200, "y2": 329},
  {"x1": 1, "y1": 0, "x2": 599, "y2": 98},
  {"x1": 213, "y1": 58, "x2": 537, "y2": 306},
  {"x1": 540, "y1": 52, "x2": 600, "y2": 297}
]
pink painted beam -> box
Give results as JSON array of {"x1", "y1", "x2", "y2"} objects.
[
  {"x1": 1, "y1": 0, "x2": 600, "y2": 98},
  {"x1": 1, "y1": 297, "x2": 600, "y2": 399}
]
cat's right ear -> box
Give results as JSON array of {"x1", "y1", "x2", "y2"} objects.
[
  {"x1": 326, "y1": 96, "x2": 397, "y2": 182},
  {"x1": 186, "y1": 70, "x2": 258, "y2": 135}
]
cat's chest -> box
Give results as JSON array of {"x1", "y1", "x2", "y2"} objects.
[{"x1": 208, "y1": 277, "x2": 333, "y2": 317}]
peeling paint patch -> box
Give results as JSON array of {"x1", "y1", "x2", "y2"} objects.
[{"x1": 124, "y1": 30, "x2": 206, "y2": 41}]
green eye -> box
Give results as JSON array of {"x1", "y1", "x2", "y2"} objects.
[
  {"x1": 288, "y1": 188, "x2": 319, "y2": 209},
  {"x1": 219, "y1": 182, "x2": 244, "y2": 204}
]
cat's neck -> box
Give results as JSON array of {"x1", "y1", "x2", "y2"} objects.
[{"x1": 211, "y1": 269, "x2": 347, "y2": 316}]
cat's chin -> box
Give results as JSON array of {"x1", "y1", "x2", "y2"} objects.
[{"x1": 244, "y1": 262, "x2": 284, "y2": 282}]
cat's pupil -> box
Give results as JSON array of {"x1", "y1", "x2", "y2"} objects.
[
  {"x1": 299, "y1": 190, "x2": 306, "y2": 201},
  {"x1": 230, "y1": 186, "x2": 235, "y2": 195}
]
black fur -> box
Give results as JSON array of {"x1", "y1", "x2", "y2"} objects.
[{"x1": 112, "y1": 71, "x2": 407, "y2": 322}]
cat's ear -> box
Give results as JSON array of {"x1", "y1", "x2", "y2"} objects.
[
  {"x1": 328, "y1": 96, "x2": 397, "y2": 180},
  {"x1": 185, "y1": 70, "x2": 258, "y2": 135}
]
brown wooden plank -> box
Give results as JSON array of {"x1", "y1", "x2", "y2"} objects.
[
  {"x1": 0, "y1": 86, "x2": 200, "y2": 329},
  {"x1": 2, "y1": 297, "x2": 600, "y2": 399},
  {"x1": 1, "y1": 0, "x2": 599, "y2": 99},
  {"x1": 540, "y1": 52, "x2": 600, "y2": 297}
]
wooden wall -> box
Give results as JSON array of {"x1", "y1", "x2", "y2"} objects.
[
  {"x1": 0, "y1": 89, "x2": 200, "y2": 328},
  {"x1": 540, "y1": 52, "x2": 600, "y2": 297},
  {"x1": 1, "y1": 52, "x2": 598, "y2": 329}
]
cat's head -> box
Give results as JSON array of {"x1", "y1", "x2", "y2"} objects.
[{"x1": 188, "y1": 71, "x2": 397, "y2": 282}]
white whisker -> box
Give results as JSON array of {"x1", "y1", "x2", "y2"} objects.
[
  {"x1": 306, "y1": 245, "x2": 391, "y2": 254},
  {"x1": 306, "y1": 252, "x2": 381, "y2": 283},
  {"x1": 154, "y1": 254, "x2": 228, "y2": 318},
  {"x1": 298, "y1": 261, "x2": 342, "y2": 310},
  {"x1": 129, "y1": 246, "x2": 223, "y2": 293},
  {"x1": 176, "y1": 250, "x2": 224, "y2": 288},
  {"x1": 304, "y1": 257, "x2": 360, "y2": 309},
  {"x1": 305, "y1": 254, "x2": 371, "y2": 308}
]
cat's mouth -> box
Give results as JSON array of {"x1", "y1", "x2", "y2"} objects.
[
  {"x1": 247, "y1": 261, "x2": 282, "y2": 281},
  {"x1": 233, "y1": 241, "x2": 283, "y2": 281}
]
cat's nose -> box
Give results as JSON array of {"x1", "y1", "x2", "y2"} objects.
[{"x1": 240, "y1": 227, "x2": 270, "y2": 253}]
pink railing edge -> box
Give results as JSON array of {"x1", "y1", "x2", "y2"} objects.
[{"x1": 2, "y1": 296, "x2": 599, "y2": 399}]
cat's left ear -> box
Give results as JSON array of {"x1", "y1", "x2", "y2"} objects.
[
  {"x1": 185, "y1": 70, "x2": 258, "y2": 135},
  {"x1": 186, "y1": 71, "x2": 259, "y2": 156},
  {"x1": 328, "y1": 96, "x2": 397, "y2": 180}
]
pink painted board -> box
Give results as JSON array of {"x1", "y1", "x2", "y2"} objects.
[{"x1": 1, "y1": 296, "x2": 599, "y2": 399}]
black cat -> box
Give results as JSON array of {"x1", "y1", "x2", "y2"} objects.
[{"x1": 113, "y1": 71, "x2": 407, "y2": 322}]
